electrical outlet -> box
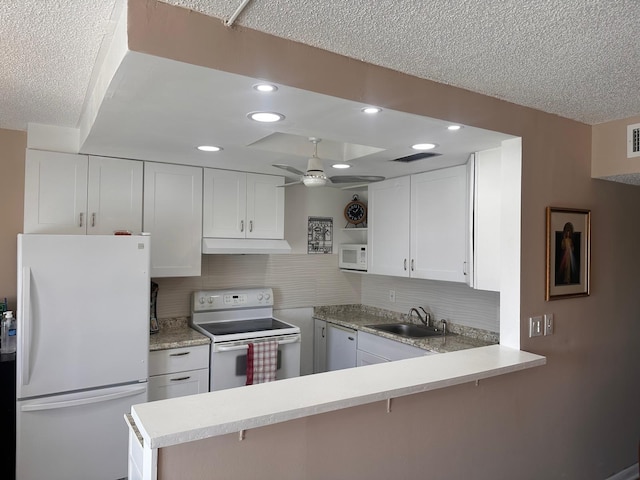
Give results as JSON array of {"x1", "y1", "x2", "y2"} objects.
[
  {"x1": 389, "y1": 290, "x2": 396, "y2": 302},
  {"x1": 529, "y1": 316, "x2": 543, "y2": 337},
  {"x1": 544, "y1": 313, "x2": 554, "y2": 335}
]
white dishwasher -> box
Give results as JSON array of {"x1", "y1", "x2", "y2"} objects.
[{"x1": 327, "y1": 324, "x2": 357, "y2": 371}]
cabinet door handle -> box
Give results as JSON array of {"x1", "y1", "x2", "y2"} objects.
[
  {"x1": 169, "y1": 351, "x2": 190, "y2": 357},
  {"x1": 322, "y1": 327, "x2": 325, "y2": 338},
  {"x1": 240, "y1": 220, "x2": 244, "y2": 232},
  {"x1": 79, "y1": 212, "x2": 84, "y2": 227},
  {"x1": 91, "y1": 213, "x2": 96, "y2": 227},
  {"x1": 249, "y1": 220, "x2": 253, "y2": 232},
  {"x1": 404, "y1": 259, "x2": 407, "y2": 271},
  {"x1": 348, "y1": 336, "x2": 355, "y2": 341},
  {"x1": 170, "y1": 376, "x2": 191, "y2": 382},
  {"x1": 463, "y1": 261, "x2": 467, "y2": 275},
  {"x1": 411, "y1": 259, "x2": 415, "y2": 271}
]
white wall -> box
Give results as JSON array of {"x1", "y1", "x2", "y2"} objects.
[{"x1": 284, "y1": 183, "x2": 368, "y2": 253}]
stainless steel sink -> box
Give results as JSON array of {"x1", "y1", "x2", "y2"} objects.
[{"x1": 365, "y1": 322, "x2": 443, "y2": 338}]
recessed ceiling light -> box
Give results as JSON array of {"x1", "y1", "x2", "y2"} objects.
[
  {"x1": 248, "y1": 111, "x2": 285, "y2": 123},
  {"x1": 411, "y1": 143, "x2": 437, "y2": 150},
  {"x1": 197, "y1": 145, "x2": 222, "y2": 152},
  {"x1": 253, "y1": 83, "x2": 278, "y2": 93},
  {"x1": 361, "y1": 107, "x2": 382, "y2": 114},
  {"x1": 447, "y1": 125, "x2": 462, "y2": 131},
  {"x1": 332, "y1": 163, "x2": 351, "y2": 169}
]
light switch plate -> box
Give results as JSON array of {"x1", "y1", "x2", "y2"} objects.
[
  {"x1": 544, "y1": 313, "x2": 554, "y2": 335},
  {"x1": 529, "y1": 316, "x2": 543, "y2": 337},
  {"x1": 389, "y1": 290, "x2": 396, "y2": 302}
]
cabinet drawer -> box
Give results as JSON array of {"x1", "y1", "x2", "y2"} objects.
[
  {"x1": 148, "y1": 368, "x2": 209, "y2": 402},
  {"x1": 149, "y1": 345, "x2": 209, "y2": 376}
]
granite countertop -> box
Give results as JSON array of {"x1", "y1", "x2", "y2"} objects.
[
  {"x1": 149, "y1": 317, "x2": 210, "y2": 351},
  {"x1": 313, "y1": 305, "x2": 497, "y2": 354}
]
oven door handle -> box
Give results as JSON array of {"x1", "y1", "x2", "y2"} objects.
[{"x1": 216, "y1": 336, "x2": 300, "y2": 352}]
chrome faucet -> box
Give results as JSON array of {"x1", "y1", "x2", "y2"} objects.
[{"x1": 408, "y1": 307, "x2": 431, "y2": 327}]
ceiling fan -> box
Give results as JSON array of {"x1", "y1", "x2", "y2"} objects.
[{"x1": 272, "y1": 137, "x2": 384, "y2": 187}]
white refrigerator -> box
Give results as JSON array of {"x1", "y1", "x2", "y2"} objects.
[{"x1": 16, "y1": 234, "x2": 150, "y2": 480}]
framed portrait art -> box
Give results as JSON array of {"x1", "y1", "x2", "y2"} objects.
[{"x1": 545, "y1": 207, "x2": 591, "y2": 301}]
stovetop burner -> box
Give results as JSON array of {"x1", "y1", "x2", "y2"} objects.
[{"x1": 199, "y1": 318, "x2": 293, "y2": 336}]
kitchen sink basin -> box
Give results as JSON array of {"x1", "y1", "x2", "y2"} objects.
[{"x1": 365, "y1": 323, "x2": 443, "y2": 338}]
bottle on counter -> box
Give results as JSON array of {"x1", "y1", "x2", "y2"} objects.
[{"x1": 0, "y1": 311, "x2": 16, "y2": 354}]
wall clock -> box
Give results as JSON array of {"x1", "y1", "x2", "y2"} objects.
[{"x1": 344, "y1": 194, "x2": 367, "y2": 226}]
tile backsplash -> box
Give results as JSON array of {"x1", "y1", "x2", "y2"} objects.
[
  {"x1": 153, "y1": 253, "x2": 499, "y2": 334},
  {"x1": 153, "y1": 254, "x2": 361, "y2": 318}
]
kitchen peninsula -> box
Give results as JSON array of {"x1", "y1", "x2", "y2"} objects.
[{"x1": 127, "y1": 345, "x2": 545, "y2": 480}]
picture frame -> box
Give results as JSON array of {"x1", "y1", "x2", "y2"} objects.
[{"x1": 545, "y1": 207, "x2": 591, "y2": 301}]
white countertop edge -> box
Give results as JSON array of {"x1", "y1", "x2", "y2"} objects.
[{"x1": 131, "y1": 345, "x2": 545, "y2": 449}]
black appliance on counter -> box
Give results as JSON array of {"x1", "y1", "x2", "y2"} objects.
[
  {"x1": 0, "y1": 352, "x2": 16, "y2": 480},
  {"x1": 150, "y1": 281, "x2": 159, "y2": 333}
]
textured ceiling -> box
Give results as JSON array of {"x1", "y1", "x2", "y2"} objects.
[
  {"x1": 0, "y1": 0, "x2": 120, "y2": 131},
  {"x1": 1, "y1": 0, "x2": 639, "y2": 132}
]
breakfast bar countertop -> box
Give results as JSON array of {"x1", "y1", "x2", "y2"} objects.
[{"x1": 313, "y1": 305, "x2": 497, "y2": 354}]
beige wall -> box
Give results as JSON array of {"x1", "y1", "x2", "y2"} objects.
[
  {"x1": 592, "y1": 114, "x2": 640, "y2": 178},
  {"x1": 127, "y1": 2, "x2": 640, "y2": 479},
  {"x1": 0, "y1": 129, "x2": 26, "y2": 311}
]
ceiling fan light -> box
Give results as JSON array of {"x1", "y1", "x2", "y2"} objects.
[
  {"x1": 332, "y1": 163, "x2": 351, "y2": 169},
  {"x1": 302, "y1": 175, "x2": 328, "y2": 187}
]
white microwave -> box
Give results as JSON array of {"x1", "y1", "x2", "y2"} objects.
[{"x1": 339, "y1": 244, "x2": 368, "y2": 271}]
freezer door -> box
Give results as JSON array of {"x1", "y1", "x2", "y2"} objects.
[
  {"x1": 16, "y1": 383, "x2": 148, "y2": 480},
  {"x1": 17, "y1": 234, "x2": 150, "y2": 399}
]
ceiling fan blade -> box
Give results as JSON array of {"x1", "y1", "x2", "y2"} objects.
[
  {"x1": 277, "y1": 180, "x2": 303, "y2": 187},
  {"x1": 328, "y1": 175, "x2": 385, "y2": 184},
  {"x1": 272, "y1": 164, "x2": 305, "y2": 176}
]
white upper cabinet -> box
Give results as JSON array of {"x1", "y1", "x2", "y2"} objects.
[
  {"x1": 469, "y1": 148, "x2": 502, "y2": 291},
  {"x1": 411, "y1": 165, "x2": 468, "y2": 282},
  {"x1": 143, "y1": 162, "x2": 202, "y2": 277},
  {"x1": 87, "y1": 156, "x2": 143, "y2": 235},
  {"x1": 368, "y1": 176, "x2": 411, "y2": 276},
  {"x1": 24, "y1": 150, "x2": 142, "y2": 235},
  {"x1": 245, "y1": 173, "x2": 285, "y2": 239},
  {"x1": 203, "y1": 169, "x2": 284, "y2": 239},
  {"x1": 369, "y1": 165, "x2": 469, "y2": 282}
]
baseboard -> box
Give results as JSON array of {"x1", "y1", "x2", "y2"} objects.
[{"x1": 606, "y1": 463, "x2": 639, "y2": 480}]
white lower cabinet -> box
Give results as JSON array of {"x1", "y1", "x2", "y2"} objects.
[
  {"x1": 326, "y1": 324, "x2": 357, "y2": 371},
  {"x1": 313, "y1": 318, "x2": 328, "y2": 373},
  {"x1": 356, "y1": 331, "x2": 430, "y2": 366},
  {"x1": 148, "y1": 345, "x2": 209, "y2": 401},
  {"x1": 317, "y1": 322, "x2": 433, "y2": 371}
]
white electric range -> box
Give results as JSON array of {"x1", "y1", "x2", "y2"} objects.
[{"x1": 189, "y1": 288, "x2": 301, "y2": 391}]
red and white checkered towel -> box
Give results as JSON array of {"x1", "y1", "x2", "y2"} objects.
[{"x1": 246, "y1": 340, "x2": 278, "y2": 385}]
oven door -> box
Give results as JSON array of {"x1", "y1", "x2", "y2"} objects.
[{"x1": 210, "y1": 334, "x2": 301, "y2": 391}]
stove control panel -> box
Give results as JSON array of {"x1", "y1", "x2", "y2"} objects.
[{"x1": 192, "y1": 288, "x2": 274, "y2": 312}]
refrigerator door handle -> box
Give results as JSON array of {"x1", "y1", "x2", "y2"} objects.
[
  {"x1": 20, "y1": 385, "x2": 147, "y2": 412},
  {"x1": 21, "y1": 266, "x2": 32, "y2": 386}
]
